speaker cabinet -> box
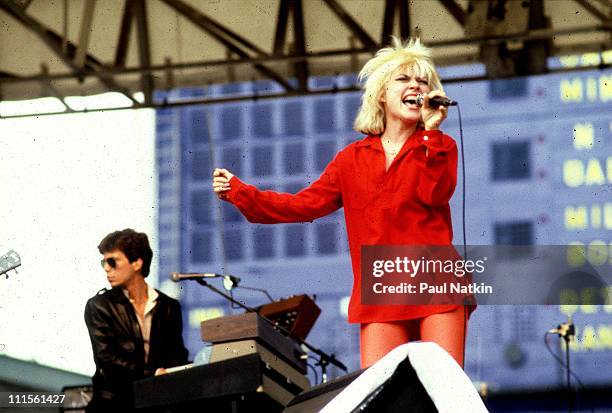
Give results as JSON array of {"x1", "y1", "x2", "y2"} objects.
[{"x1": 284, "y1": 358, "x2": 437, "y2": 413}]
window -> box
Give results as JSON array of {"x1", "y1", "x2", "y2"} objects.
[
  {"x1": 191, "y1": 230, "x2": 212, "y2": 263},
  {"x1": 491, "y1": 141, "x2": 530, "y2": 181},
  {"x1": 160, "y1": 239, "x2": 178, "y2": 252},
  {"x1": 224, "y1": 229, "x2": 244, "y2": 261},
  {"x1": 159, "y1": 168, "x2": 173, "y2": 182},
  {"x1": 221, "y1": 83, "x2": 242, "y2": 95},
  {"x1": 157, "y1": 119, "x2": 173, "y2": 134},
  {"x1": 316, "y1": 222, "x2": 338, "y2": 255},
  {"x1": 222, "y1": 147, "x2": 243, "y2": 176},
  {"x1": 191, "y1": 150, "x2": 210, "y2": 181},
  {"x1": 220, "y1": 106, "x2": 243, "y2": 139},
  {"x1": 314, "y1": 99, "x2": 336, "y2": 133},
  {"x1": 179, "y1": 87, "x2": 206, "y2": 99},
  {"x1": 253, "y1": 80, "x2": 275, "y2": 93},
  {"x1": 494, "y1": 221, "x2": 533, "y2": 245},
  {"x1": 315, "y1": 141, "x2": 336, "y2": 172},
  {"x1": 344, "y1": 95, "x2": 361, "y2": 130},
  {"x1": 513, "y1": 307, "x2": 536, "y2": 342},
  {"x1": 343, "y1": 74, "x2": 358, "y2": 87},
  {"x1": 283, "y1": 143, "x2": 305, "y2": 175},
  {"x1": 312, "y1": 76, "x2": 335, "y2": 89},
  {"x1": 157, "y1": 134, "x2": 173, "y2": 151},
  {"x1": 190, "y1": 190, "x2": 211, "y2": 225},
  {"x1": 190, "y1": 110, "x2": 210, "y2": 143},
  {"x1": 252, "y1": 146, "x2": 274, "y2": 177},
  {"x1": 489, "y1": 78, "x2": 527, "y2": 99},
  {"x1": 157, "y1": 107, "x2": 173, "y2": 117},
  {"x1": 158, "y1": 254, "x2": 174, "y2": 271},
  {"x1": 159, "y1": 222, "x2": 173, "y2": 234},
  {"x1": 283, "y1": 101, "x2": 304, "y2": 136},
  {"x1": 253, "y1": 103, "x2": 273, "y2": 138},
  {"x1": 253, "y1": 226, "x2": 275, "y2": 259},
  {"x1": 222, "y1": 202, "x2": 243, "y2": 223},
  {"x1": 283, "y1": 182, "x2": 305, "y2": 195},
  {"x1": 285, "y1": 225, "x2": 306, "y2": 257}
]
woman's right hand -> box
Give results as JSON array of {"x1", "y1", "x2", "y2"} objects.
[{"x1": 212, "y1": 168, "x2": 235, "y2": 198}]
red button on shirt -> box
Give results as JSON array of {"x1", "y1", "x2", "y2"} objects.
[{"x1": 222, "y1": 128, "x2": 466, "y2": 323}]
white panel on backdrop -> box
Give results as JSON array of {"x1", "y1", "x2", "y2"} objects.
[{"x1": 0, "y1": 107, "x2": 156, "y2": 376}]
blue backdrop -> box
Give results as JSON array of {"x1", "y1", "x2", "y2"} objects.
[{"x1": 155, "y1": 62, "x2": 612, "y2": 391}]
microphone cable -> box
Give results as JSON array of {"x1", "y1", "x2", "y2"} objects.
[
  {"x1": 452, "y1": 102, "x2": 469, "y2": 370},
  {"x1": 420, "y1": 96, "x2": 470, "y2": 369},
  {"x1": 544, "y1": 330, "x2": 593, "y2": 413},
  {"x1": 457, "y1": 103, "x2": 467, "y2": 260},
  {"x1": 305, "y1": 354, "x2": 320, "y2": 384}
]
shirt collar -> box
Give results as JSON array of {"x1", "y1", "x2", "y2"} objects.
[
  {"x1": 144, "y1": 284, "x2": 159, "y2": 316},
  {"x1": 355, "y1": 135, "x2": 378, "y2": 148},
  {"x1": 146, "y1": 284, "x2": 159, "y2": 304},
  {"x1": 122, "y1": 283, "x2": 159, "y2": 307},
  {"x1": 356, "y1": 130, "x2": 424, "y2": 152}
]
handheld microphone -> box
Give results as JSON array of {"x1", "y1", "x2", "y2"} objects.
[
  {"x1": 416, "y1": 94, "x2": 458, "y2": 108},
  {"x1": 171, "y1": 272, "x2": 220, "y2": 282},
  {"x1": 170, "y1": 272, "x2": 241, "y2": 285}
]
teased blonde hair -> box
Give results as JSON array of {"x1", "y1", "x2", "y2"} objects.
[{"x1": 353, "y1": 37, "x2": 443, "y2": 135}]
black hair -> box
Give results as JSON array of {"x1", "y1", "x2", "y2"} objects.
[{"x1": 98, "y1": 229, "x2": 153, "y2": 277}]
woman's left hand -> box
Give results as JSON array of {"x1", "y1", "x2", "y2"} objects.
[{"x1": 420, "y1": 91, "x2": 448, "y2": 131}]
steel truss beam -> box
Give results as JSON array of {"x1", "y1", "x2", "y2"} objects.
[
  {"x1": 273, "y1": 0, "x2": 290, "y2": 55},
  {"x1": 574, "y1": 0, "x2": 610, "y2": 21},
  {"x1": 0, "y1": 0, "x2": 138, "y2": 104},
  {"x1": 160, "y1": 0, "x2": 295, "y2": 91},
  {"x1": 0, "y1": 23, "x2": 608, "y2": 85},
  {"x1": 439, "y1": 0, "x2": 466, "y2": 26},
  {"x1": 0, "y1": 0, "x2": 609, "y2": 113},
  {"x1": 381, "y1": 0, "x2": 410, "y2": 43},
  {"x1": 134, "y1": 0, "x2": 154, "y2": 104},
  {"x1": 292, "y1": 0, "x2": 308, "y2": 92},
  {"x1": 323, "y1": 0, "x2": 376, "y2": 48},
  {"x1": 74, "y1": 0, "x2": 96, "y2": 69},
  {"x1": 1, "y1": 63, "x2": 606, "y2": 120},
  {"x1": 114, "y1": 0, "x2": 134, "y2": 68}
]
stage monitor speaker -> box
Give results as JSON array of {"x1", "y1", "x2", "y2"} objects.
[
  {"x1": 285, "y1": 342, "x2": 488, "y2": 413},
  {"x1": 283, "y1": 370, "x2": 362, "y2": 413},
  {"x1": 283, "y1": 359, "x2": 436, "y2": 413}
]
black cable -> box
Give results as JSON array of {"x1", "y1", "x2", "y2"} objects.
[
  {"x1": 234, "y1": 284, "x2": 275, "y2": 302},
  {"x1": 306, "y1": 359, "x2": 320, "y2": 385},
  {"x1": 229, "y1": 288, "x2": 241, "y2": 310},
  {"x1": 455, "y1": 103, "x2": 469, "y2": 369},
  {"x1": 228, "y1": 283, "x2": 275, "y2": 310},
  {"x1": 457, "y1": 103, "x2": 467, "y2": 260},
  {"x1": 544, "y1": 332, "x2": 594, "y2": 413},
  {"x1": 566, "y1": 337, "x2": 572, "y2": 413},
  {"x1": 543, "y1": 332, "x2": 587, "y2": 389}
]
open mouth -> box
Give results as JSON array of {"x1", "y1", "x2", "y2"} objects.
[
  {"x1": 402, "y1": 93, "x2": 424, "y2": 107},
  {"x1": 401, "y1": 97, "x2": 420, "y2": 109}
]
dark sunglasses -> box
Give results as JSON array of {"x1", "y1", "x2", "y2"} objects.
[{"x1": 100, "y1": 257, "x2": 117, "y2": 269}]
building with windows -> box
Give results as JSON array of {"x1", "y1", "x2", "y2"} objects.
[{"x1": 156, "y1": 63, "x2": 612, "y2": 391}]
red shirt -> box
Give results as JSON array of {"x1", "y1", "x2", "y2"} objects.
[{"x1": 222, "y1": 128, "x2": 463, "y2": 323}]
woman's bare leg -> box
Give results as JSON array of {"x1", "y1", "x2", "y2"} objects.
[
  {"x1": 359, "y1": 321, "x2": 412, "y2": 368},
  {"x1": 420, "y1": 306, "x2": 468, "y2": 367}
]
